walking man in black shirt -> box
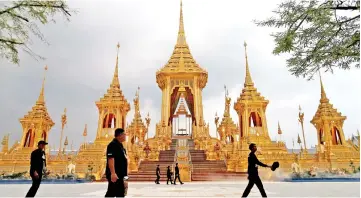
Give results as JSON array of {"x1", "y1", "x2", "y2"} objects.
[
  {"x1": 173, "y1": 163, "x2": 183, "y2": 185},
  {"x1": 166, "y1": 166, "x2": 173, "y2": 185},
  {"x1": 26, "y1": 140, "x2": 48, "y2": 197},
  {"x1": 155, "y1": 165, "x2": 160, "y2": 184},
  {"x1": 105, "y1": 128, "x2": 129, "y2": 197},
  {"x1": 242, "y1": 143, "x2": 271, "y2": 198}
]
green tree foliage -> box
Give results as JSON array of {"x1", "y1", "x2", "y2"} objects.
[
  {"x1": 255, "y1": 0, "x2": 360, "y2": 79},
  {"x1": 0, "y1": 0, "x2": 72, "y2": 64}
]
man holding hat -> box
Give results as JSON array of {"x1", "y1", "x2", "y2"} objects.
[
  {"x1": 26, "y1": 140, "x2": 48, "y2": 197},
  {"x1": 105, "y1": 128, "x2": 129, "y2": 197},
  {"x1": 242, "y1": 143, "x2": 271, "y2": 198}
]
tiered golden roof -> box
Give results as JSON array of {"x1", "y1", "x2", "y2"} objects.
[
  {"x1": 20, "y1": 66, "x2": 54, "y2": 127},
  {"x1": 156, "y1": 0, "x2": 206, "y2": 74},
  {"x1": 235, "y1": 42, "x2": 268, "y2": 105},
  {"x1": 217, "y1": 87, "x2": 238, "y2": 139},
  {"x1": 126, "y1": 87, "x2": 149, "y2": 145},
  {"x1": 128, "y1": 88, "x2": 147, "y2": 130},
  {"x1": 96, "y1": 43, "x2": 130, "y2": 109},
  {"x1": 1, "y1": 134, "x2": 9, "y2": 153},
  {"x1": 311, "y1": 75, "x2": 346, "y2": 123},
  {"x1": 175, "y1": 95, "x2": 190, "y2": 116}
]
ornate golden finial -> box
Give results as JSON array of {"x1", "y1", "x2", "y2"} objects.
[
  {"x1": 111, "y1": 43, "x2": 121, "y2": 87},
  {"x1": 83, "y1": 124, "x2": 88, "y2": 137},
  {"x1": 214, "y1": 112, "x2": 219, "y2": 127},
  {"x1": 297, "y1": 134, "x2": 302, "y2": 144},
  {"x1": 37, "y1": 65, "x2": 48, "y2": 104},
  {"x1": 298, "y1": 105, "x2": 304, "y2": 123},
  {"x1": 319, "y1": 71, "x2": 328, "y2": 102},
  {"x1": 177, "y1": 0, "x2": 186, "y2": 45},
  {"x1": 145, "y1": 112, "x2": 151, "y2": 128},
  {"x1": 134, "y1": 87, "x2": 141, "y2": 116},
  {"x1": 136, "y1": 86, "x2": 140, "y2": 97},
  {"x1": 59, "y1": 108, "x2": 67, "y2": 154},
  {"x1": 278, "y1": 121, "x2": 282, "y2": 135},
  {"x1": 61, "y1": 108, "x2": 67, "y2": 129},
  {"x1": 243, "y1": 41, "x2": 254, "y2": 86},
  {"x1": 64, "y1": 136, "x2": 68, "y2": 146}
]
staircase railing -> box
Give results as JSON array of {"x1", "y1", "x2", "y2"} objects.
[
  {"x1": 173, "y1": 139, "x2": 178, "y2": 162},
  {"x1": 187, "y1": 140, "x2": 194, "y2": 176}
]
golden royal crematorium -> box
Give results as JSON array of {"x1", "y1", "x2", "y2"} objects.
[{"x1": 0, "y1": 1, "x2": 359, "y2": 181}]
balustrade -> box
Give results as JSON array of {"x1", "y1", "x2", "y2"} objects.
[{"x1": 249, "y1": 127, "x2": 263, "y2": 135}]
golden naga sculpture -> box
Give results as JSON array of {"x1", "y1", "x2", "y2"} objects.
[{"x1": 0, "y1": 0, "x2": 359, "y2": 181}]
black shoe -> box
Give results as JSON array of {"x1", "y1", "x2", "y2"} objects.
[{"x1": 181, "y1": 183, "x2": 184, "y2": 185}]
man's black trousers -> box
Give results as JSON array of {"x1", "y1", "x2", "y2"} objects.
[
  {"x1": 167, "y1": 176, "x2": 173, "y2": 184},
  {"x1": 25, "y1": 174, "x2": 42, "y2": 197},
  {"x1": 105, "y1": 179, "x2": 125, "y2": 197},
  {"x1": 155, "y1": 174, "x2": 160, "y2": 183},
  {"x1": 173, "y1": 174, "x2": 182, "y2": 184},
  {"x1": 242, "y1": 175, "x2": 267, "y2": 197}
]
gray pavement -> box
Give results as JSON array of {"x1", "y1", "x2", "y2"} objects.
[{"x1": 0, "y1": 181, "x2": 359, "y2": 197}]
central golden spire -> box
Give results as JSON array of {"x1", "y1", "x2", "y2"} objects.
[
  {"x1": 177, "y1": 0, "x2": 186, "y2": 45},
  {"x1": 244, "y1": 41, "x2": 254, "y2": 87},
  {"x1": 111, "y1": 43, "x2": 121, "y2": 88},
  {"x1": 37, "y1": 66, "x2": 48, "y2": 104},
  {"x1": 156, "y1": 0, "x2": 206, "y2": 74},
  {"x1": 319, "y1": 71, "x2": 329, "y2": 103}
]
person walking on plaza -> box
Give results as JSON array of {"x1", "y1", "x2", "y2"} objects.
[
  {"x1": 242, "y1": 143, "x2": 271, "y2": 198},
  {"x1": 173, "y1": 163, "x2": 183, "y2": 185},
  {"x1": 155, "y1": 165, "x2": 161, "y2": 184},
  {"x1": 166, "y1": 166, "x2": 173, "y2": 185},
  {"x1": 105, "y1": 128, "x2": 129, "y2": 197},
  {"x1": 25, "y1": 140, "x2": 48, "y2": 197}
]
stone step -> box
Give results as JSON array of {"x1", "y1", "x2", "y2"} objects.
[{"x1": 191, "y1": 172, "x2": 247, "y2": 181}]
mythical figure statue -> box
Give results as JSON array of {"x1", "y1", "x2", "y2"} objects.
[
  {"x1": 143, "y1": 142, "x2": 151, "y2": 159},
  {"x1": 67, "y1": 162, "x2": 76, "y2": 174}
]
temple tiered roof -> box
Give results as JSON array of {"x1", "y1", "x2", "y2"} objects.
[
  {"x1": 235, "y1": 42, "x2": 268, "y2": 104},
  {"x1": 157, "y1": 0, "x2": 206, "y2": 74},
  {"x1": 311, "y1": 75, "x2": 346, "y2": 123},
  {"x1": 20, "y1": 66, "x2": 54, "y2": 127},
  {"x1": 127, "y1": 88, "x2": 147, "y2": 130},
  {"x1": 96, "y1": 43, "x2": 130, "y2": 110},
  {"x1": 217, "y1": 87, "x2": 238, "y2": 138}
]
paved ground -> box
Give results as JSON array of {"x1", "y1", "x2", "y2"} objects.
[{"x1": 0, "y1": 181, "x2": 359, "y2": 197}]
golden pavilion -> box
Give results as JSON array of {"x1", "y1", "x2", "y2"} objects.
[{"x1": 0, "y1": 1, "x2": 359, "y2": 181}]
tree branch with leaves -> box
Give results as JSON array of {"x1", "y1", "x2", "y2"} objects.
[
  {"x1": 255, "y1": 0, "x2": 360, "y2": 80},
  {"x1": 0, "y1": 0, "x2": 73, "y2": 64}
]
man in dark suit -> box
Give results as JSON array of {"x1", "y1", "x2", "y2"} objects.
[
  {"x1": 173, "y1": 163, "x2": 183, "y2": 185},
  {"x1": 166, "y1": 166, "x2": 173, "y2": 185},
  {"x1": 105, "y1": 128, "x2": 129, "y2": 197},
  {"x1": 155, "y1": 165, "x2": 160, "y2": 184},
  {"x1": 25, "y1": 140, "x2": 48, "y2": 197},
  {"x1": 242, "y1": 143, "x2": 271, "y2": 197}
]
